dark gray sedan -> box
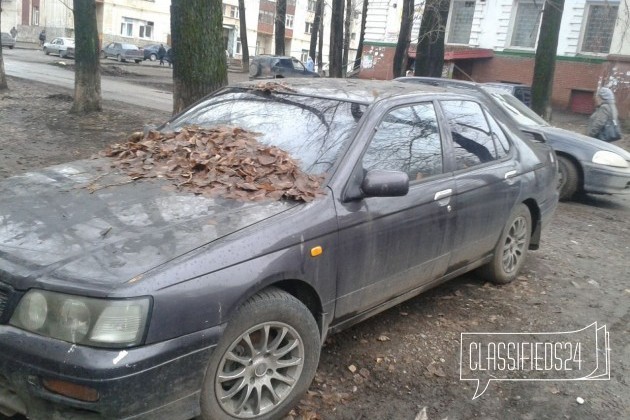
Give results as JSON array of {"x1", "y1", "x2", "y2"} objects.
[
  {"x1": 397, "y1": 77, "x2": 630, "y2": 200},
  {"x1": 0, "y1": 79, "x2": 558, "y2": 420},
  {"x1": 100, "y1": 42, "x2": 143, "y2": 63}
]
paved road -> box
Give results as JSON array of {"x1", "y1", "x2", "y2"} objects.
[{"x1": 2, "y1": 48, "x2": 249, "y2": 112}]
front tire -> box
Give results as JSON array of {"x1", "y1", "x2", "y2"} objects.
[
  {"x1": 480, "y1": 204, "x2": 532, "y2": 284},
  {"x1": 200, "y1": 288, "x2": 320, "y2": 420},
  {"x1": 557, "y1": 155, "x2": 579, "y2": 201},
  {"x1": 116, "y1": 54, "x2": 122, "y2": 62},
  {"x1": 100, "y1": 51, "x2": 106, "y2": 59},
  {"x1": 43, "y1": 48, "x2": 49, "y2": 55}
]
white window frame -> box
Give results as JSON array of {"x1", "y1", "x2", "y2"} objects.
[
  {"x1": 286, "y1": 14, "x2": 294, "y2": 29},
  {"x1": 121, "y1": 18, "x2": 134, "y2": 37},
  {"x1": 506, "y1": 0, "x2": 543, "y2": 50},
  {"x1": 305, "y1": 21, "x2": 313, "y2": 34},
  {"x1": 578, "y1": 1, "x2": 619, "y2": 55},
  {"x1": 224, "y1": 4, "x2": 239, "y2": 19},
  {"x1": 446, "y1": 0, "x2": 476, "y2": 45},
  {"x1": 139, "y1": 21, "x2": 154, "y2": 39},
  {"x1": 308, "y1": 0, "x2": 317, "y2": 12},
  {"x1": 301, "y1": 49, "x2": 309, "y2": 62}
]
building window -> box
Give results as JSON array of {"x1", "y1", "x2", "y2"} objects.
[
  {"x1": 580, "y1": 3, "x2": 618, "y2": 53},
  {"x1": 305, "y1": 21, "x2": 313, "y2": 34},
  {"x1": 236, "y1": 36, "x2": 242, "y2": 54},
  {"x1": 308, "y1": 0, "x2": 317, "y2": 12},
  {"x1": 259, "y1": 10, "x2": 274, "y2": 25},
  {"x1": 224, "y1": 4, "x2": 239, "y2": 19},
  {"x1": 286, "y1": 14, "x2": 294, "y2": 29},
  {"x1": 32, "y1": 7, "x2": 40, "y2": 25},
  {"x1": 447, "y1": 0, "x2": 475, "y2": 44},
  {"x1": 301, "y1": 49, "x2": 309, "y2": 62},
  {"x1": 121, "y1": 18, "x2": 134, "y2": 37},
  {"x1": 509, "y1": 0, "x2": 543, "y2": 48},
  {"x1": 139, "y1": 22, "x2": 154, "y2": 39}
]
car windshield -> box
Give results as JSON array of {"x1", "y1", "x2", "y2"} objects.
[
  {"x1": 165, "y1": 89, "x2": 366, "y2": 177},
  {"x1": 121, "y1": 44, "x2": 138, "y2": 50},
  {"x1": 487, "y1": 91, "x2": 549, "y2": 127}
]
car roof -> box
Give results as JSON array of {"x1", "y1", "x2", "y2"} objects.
[{"x1": 232, "y1": 78, "x2": 459, "y2": 105}]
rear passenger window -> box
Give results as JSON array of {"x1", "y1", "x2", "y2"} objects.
[
  {"x1": 363, "y1": 103, "x2": 443, "y2": 182},
  {"x1": 440, "y1": 101, "x2": 497, "y2": 170}
]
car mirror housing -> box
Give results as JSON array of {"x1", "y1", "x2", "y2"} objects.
[{"x1": 361, "y1": 169, "x2": 409, "y2": 197}]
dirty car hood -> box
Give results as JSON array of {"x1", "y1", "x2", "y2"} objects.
[{"x1": 0, "y1": 159, "x2": 297, "y2": 291}]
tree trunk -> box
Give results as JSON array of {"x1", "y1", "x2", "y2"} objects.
[
  {"x1": 318, "y1": 11, "x2": 324, "y2": 73},
  {"x1": 342, "y1": 0, "x2": 353, "y2": 76},
  {"x1": 354, "y1": 0, "x2": 368, "y2": 71},
  {"x1": 71, "y1": 0, "x2": 101, "y2": 114},
  {"x1": 309, "y1": 0, "x2": 323, "y2": 65},
  {"x1": 0, "y1": 9, "x2": 7, "y2": 91},
  {"x1": 414, "y1": 0, "x2": 449, "y2": 77},
  {"x1": 275, "y1": 0, "x2": 286, "y2": 55},
  {"x1": 238, "y1": 0, "x2": 250, "y2": 72},
  {"x1": 329, "y1": 0, "x2": 345, "y2": 78},
  {"x1": 393, "y1": 0, "x2": 414, "y2": 78},
  {"x1": 171, "y1": 0, "x2": 227, "y2": 115},
  {"x1": 532, "y1": 0, "x2": 565, "y2": 121}
]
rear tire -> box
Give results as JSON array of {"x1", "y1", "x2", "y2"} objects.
[
  {"x1": 249, "y1": 63, "x2": 261, "y2": 77},
  {"x1": 150, "y1": 53, "x2": 157, "y2": 61},
  {"x1": 100, "y1": 51, "x2": 106, "y2": 59},
  {"x1": 199, "y1": 288, "x2": 320, "y2": 420},
  {"x1": 44, "y1": 48, "x2": 49, "y2": 55},
  {"x1": 557, "y1": 155, "x2": 579, "y2": 201},
  {"x1": 480, "y1": 204, "x2": 532, "y2": 284},
  {"x1": 117, "y1": 54, "x2": 122, "y2": 62}
]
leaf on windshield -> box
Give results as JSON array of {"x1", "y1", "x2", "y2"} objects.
[{"x1": 101, "y1": 126, "x2": 323, "y2": 202}]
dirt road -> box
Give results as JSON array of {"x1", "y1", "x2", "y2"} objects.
[{"x1": 0, "y1": 72, "x2": 628, "y2": 419}]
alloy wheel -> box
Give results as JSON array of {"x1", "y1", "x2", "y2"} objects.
[{"x1": 501, "y1": 215, "x2": 528, "y2": 273}]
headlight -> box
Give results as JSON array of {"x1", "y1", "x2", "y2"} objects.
[
  {"x1": 592, "y1": 151, "x2": 629, "y2": 168},
  {"x1": 10, "y1": 289, "x2": 151, "y2": 348}
]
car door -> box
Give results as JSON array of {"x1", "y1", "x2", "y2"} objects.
[
  {"x1": 334, "y1": 101, "x2": 455, "y2": 321},
  {"x1": 438, "y1": 100, "x2": 521, "y2": 271}
]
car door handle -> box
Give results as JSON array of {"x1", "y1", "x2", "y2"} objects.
[
  {"x1": 434, "y1": 189, "x2": 452, "y2": 201},
  {"x1": 504, "y1": 170, "x2": 517, "y2": 179}
]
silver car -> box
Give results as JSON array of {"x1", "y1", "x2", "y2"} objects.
[
  {"x1": 42, "y1": 37, "x2": 75, "y2": 58},
  {"x1": 0, "y1": 32, "x2": 15, "y2": 49}
]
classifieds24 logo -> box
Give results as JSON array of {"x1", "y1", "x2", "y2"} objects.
[{"x1": 460, "y1": 322, "x2": 610, "y2": 399}]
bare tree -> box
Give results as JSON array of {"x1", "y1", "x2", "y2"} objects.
[
  {"x1": 318, "y1": 7, "x2": 324, "y2": 73},
  {"x1": 275, "y1": 0, "x2": 286, "y2": 55},
  {"x1": 171, "y1": 0, "x2": 227, "y2": 114},
  {"x1": 393, "y1": 0, "x2": 414, "y2": 78},
  {"x1": 414, "y1": 0, "x2": 449, "y2": 77},
  {"x1": 71, "y1": 0, "x2": 101, "y2": 114},
  {"x1": 329, "y1": 0, "x2": 345, "y2": 77},
  {"x1": 238, "y1": 0, "x2": 250, "y2": 71},
  {"x1": 309, "y1": 0, "x2": 324, "y2": 65},
  {"x1": 354, "y1": 0, "x2": 368, "y2": 71},
  {"x1": 531, "y1": 0, "x2": 565, "y2": 120},
  {"x1": 343, "y1": 0, "x2": 353, "y2": 76},
  {"x1": 0, "y1": 1, "x2": 8, "y2": 91}
]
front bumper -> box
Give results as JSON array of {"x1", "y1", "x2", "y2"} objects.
[
  {"x1": 0, "y1": 324, "x2": 223, "y2": 419},
  {"x1": 582, "y1": 162, "x2": 630, "y2": 195}
]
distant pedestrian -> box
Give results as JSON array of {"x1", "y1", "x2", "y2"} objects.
[
  {"x1": 38, "y1": 30, "x2": 46, "y2": 47},
  {"x1": 306, "y1": 56, "x2": 314, "y2": 72},
  {"x1": 166, "y1": 47, "x2": 173, "y2": 68},
  {"x1": 587, "y1": 87, "x2": 622, "y2": 142},
  {"x1": 158, "y1": 44, "x2": 166, "y2": 66},
  {"x1": 10, "y1": 27, "x2": 17, "y2": 40}
]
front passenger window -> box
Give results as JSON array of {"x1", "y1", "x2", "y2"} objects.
[{"x1": 363, "y1": 103, "x2": 443, "y2": 182}]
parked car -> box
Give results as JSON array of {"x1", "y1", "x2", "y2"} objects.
[
  {"x1": 42, "y1": 37, "x2": 75, "y2": 58},
  {"x1": 0, "y1": 79, "x2": 558, "y2": 420},
  {"x1": 482, "y1": 82, "x2": 532, "y2": 108},
  {"x1": 0, "y1": 32, "x2": 15, "y2": 49},
  {"x1": 397, "y1": 77, "x2": 630, "y2": 200},
  {"x1": 100, "y1": 42, "x2": 143, "y2": 63},
  {"x1": 142, "y1": 43, "x2": 170, "y2": 61},
  {"x1": 249, "y1": 55, "x2": 320, "y2": 79}
]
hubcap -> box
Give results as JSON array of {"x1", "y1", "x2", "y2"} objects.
[
  {"x1": 502, "y1": 216, "x2": 528, "y2": 273},
  {"x1": 215, "y1": 322, "x2": 304, "y2": 418}
]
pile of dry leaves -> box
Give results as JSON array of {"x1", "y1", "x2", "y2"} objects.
[{"x1": 102, "y1": 125, "x2": 323, "y2": 202}]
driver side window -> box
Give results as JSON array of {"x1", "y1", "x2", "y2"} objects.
[{"x1": 363, "y1": 103, "x2": 444, "y2": 182}]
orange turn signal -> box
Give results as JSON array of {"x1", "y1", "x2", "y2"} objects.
[
  {"x1": 42, "y1": 378, "x2": 99, "y2": 402},
  {"x1": 310, "y1": 246, "x2": 323, "y2": 257}
]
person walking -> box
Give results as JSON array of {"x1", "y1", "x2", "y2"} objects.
[
  {"x1": 158, "y1": 44, "x2": 166, "y2": 66},
  {"x1": 38, "y1": 30, "x2": 46, "y2": 47},
  {"x1": 587, "y1": 87, "x2": 622, "y2": 142},
  {"x1": 306, "y1": 56, "x2": 314, "y2": 72},
  {"x1": 10, "y1": 27, "x2": 17, "y2": 40}
]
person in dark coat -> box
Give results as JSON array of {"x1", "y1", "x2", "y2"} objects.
[
  {"x1": 38, "y1": 30, "x2": 46, "y2": 47},
  {"x1": 587, "y1": 87, "x2": 620, "y2": 141},
  {"x1": 158, "y1": 44, "x2": 166, "y2": 66}
]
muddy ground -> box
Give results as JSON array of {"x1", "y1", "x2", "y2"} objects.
[{"x1": 1, "y1": 75, "x2": 629, "y2": 420}]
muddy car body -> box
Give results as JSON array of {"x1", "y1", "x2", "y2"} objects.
[{"x1": 0, "y1": 79, "x2": 558, "y2": 419}]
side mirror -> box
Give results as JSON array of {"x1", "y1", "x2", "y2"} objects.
[{"x1": 361, "y1": 169, "x2": 409, "y2": 197}]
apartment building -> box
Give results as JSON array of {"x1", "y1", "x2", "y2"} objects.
[{"x1": 359, "y1": 0, "x2": 629, "y2": 120}]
